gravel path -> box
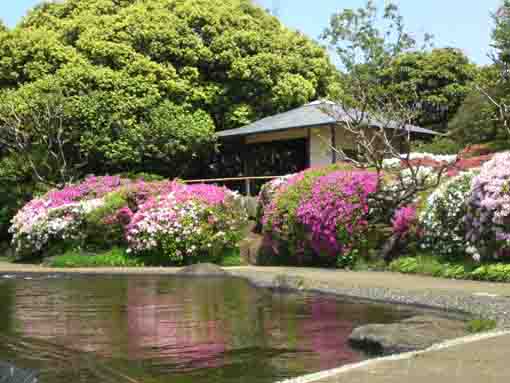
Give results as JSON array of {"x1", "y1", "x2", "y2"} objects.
[{"x1": 229, "y1": 267, "x2": 510, "y2": 328}]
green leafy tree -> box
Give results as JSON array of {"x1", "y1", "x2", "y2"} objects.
[
  {"x1": 322, "y1": 0, "x2": 428, "y2": 106},
  {"x1": 0, "y1": 0, "x2": 334, "y2": 184},
  {"x1": 1, "y1": 0, "x2": 334, "y2": 129},
  {"x1": 381, "y1": 48, "x2": 476, "y2": 130},
  {"x1": 448, "y1": 2, "x2": 510, "y2": 144},
  {"x1": 323, "y1": 1, "x2": 474, "y2": 132}
]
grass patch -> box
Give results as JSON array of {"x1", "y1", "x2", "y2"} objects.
[
  {"x1": 466, "y1": 318, "x2": 497, "y2": 334},
  {"x1": 48, "y1": 247, "x2": 245, "y2": 268},
  {"x1": 389, "y1": 254, "x2": 510, "y2": 283},
  {"x1": 48, "y1": 247, "x2": 144, "y2": 268},
  {"x1": 218, "y1": 248, "x2": 246, "y2": 267}
]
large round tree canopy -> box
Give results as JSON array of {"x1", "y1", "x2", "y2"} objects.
[{"x1": 0, "y1": 0, "x2": 335, "y2": 178}]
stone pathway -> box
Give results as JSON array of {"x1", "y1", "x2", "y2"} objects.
[{"x1": 312, "y1": 332, "x2": 510, "y2": 383}]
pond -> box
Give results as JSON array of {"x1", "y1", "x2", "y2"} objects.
[{"x1": 0, "y1": 274, "x2": 419, "y2": 383}]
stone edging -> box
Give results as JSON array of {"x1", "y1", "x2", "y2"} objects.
[{"x1": 273, "y1": 330, "x2": 510, "y2": 383}]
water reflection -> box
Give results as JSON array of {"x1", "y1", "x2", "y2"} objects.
[{"x1": 0, "y1": 275, "x2": 415, "y2": 383}]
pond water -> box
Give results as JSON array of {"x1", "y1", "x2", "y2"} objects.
[{"x1": 0, "y1": 274, "x2": 418, "y2": 383}]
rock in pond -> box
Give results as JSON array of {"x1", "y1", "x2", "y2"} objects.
[
  {"x1": 178, "y1": 263, "x2": 229, "y2": 277},
  {"x1": 349, "y1": 315, "x2": 468, "y2": 355},
  {"x1": 271, "y1": 274, "x2": 306, "y2": 291}
]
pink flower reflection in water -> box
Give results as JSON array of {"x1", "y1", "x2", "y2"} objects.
[{"x1": 125, "y1": 281, "x2": 228, "y2": 370}]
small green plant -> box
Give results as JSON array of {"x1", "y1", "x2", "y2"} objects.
[
  {"x1": 466, "y1": 318, "x2": 497, "y2": 334},
  {"x1": 48, "y1": 247, "x2": 144, "y2": 268},
  {"x1": 218, "y1": 248, "x2": 245, "y2": 267},
  {"x1": 336, "y1": 249, "x2": 358, "y2": 269},
  {"x1": 411, "y1": 136, "x2": 463, "y2": 154},
  {"x1": 390, "y1": 254, "x2": 510, "y2": 283}
]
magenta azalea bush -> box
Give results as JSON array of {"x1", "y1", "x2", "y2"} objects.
[
  {"x1": 262, "y1": 168, "x2": 379, "y2": 266},
  {"x1": 465, "y1": 152, "x2": 510, "y2": 261},
  {"x1": 392, "y1": 205, "x2": 418, "y2": 236},
  {"x1": 10, "y1": 176, "x2": 247, "y2": 263}
]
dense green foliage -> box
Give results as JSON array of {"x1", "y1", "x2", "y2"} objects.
[
  {"x1": 323, "y1": 2, "x2": 476, "y2": 133},
  {"x1": 381, "y1": 48, "x2": 476, "y2": 130},
  {"x1": 449, "y1": 2, "x2": 510, "y2": 144},
  {"x1": 448, "y1": 67, "x2": 504, "y2": 145},
  {"x1": 411, "y1": 136, "x2": 464, "y2": 155},
  {"x1": 323, "y1": 2, "x2": 473, "y2": 133},
  {"x1": 0, "y1": 0, "x2": 334, "y2": 182},
  {"x1": 390, "y1": 255, "x2": 510, "y2": 283}
]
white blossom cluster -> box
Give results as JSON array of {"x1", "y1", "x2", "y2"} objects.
[
  {"x1": 419, "y1": 171, "x2": 477, "y2": 258},
  {"x1": 382, "y1": 152, "x2": 458, "y2": 169}
]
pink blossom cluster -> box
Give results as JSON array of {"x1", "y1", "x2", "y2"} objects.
[
  {"x1": 392, "y1": 205, "x2": 418, "y2": 236},
  {"x1": 262, "y1": 170, "x2": 378, "y2": 258},
  {"x1": 126, "y1": 185, "x2": 246, "y2": 262},
  {"x1": 466, "y1": 152, "x2": 510, "y2": 260},
  {"x1": 296, "y1": 171, "x2": 378, "y2": 255},
  {"x1": 10, "y1": 175, "x2": 246, "y2": 261},
  {"x1": 10, "y1": 176, "x2": 130, "y2": 255}
]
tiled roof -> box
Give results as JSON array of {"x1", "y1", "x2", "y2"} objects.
[{"x1": 217, "y1": 100, "x2": 439, "y2": 138}]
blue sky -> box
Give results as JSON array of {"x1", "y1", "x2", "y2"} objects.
[{"x1": 1, "y1": 0, "x2": 502, "y2": 65}]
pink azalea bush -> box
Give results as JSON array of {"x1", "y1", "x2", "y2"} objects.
[
  {"x1": 126, "y1": 184, "x2": 247, "y2": 264},
  {"x1": 10, "y1": 176, "x2": 247, "y2": 263},
  {"x1": 392, "y1": 205, "x2": 418, "y2": 237},
  {"x1": 262, "y1": 168, "x2": 379, "y2": 266},
  {"x1": 465, "y1": 152, "x2": 510, "y2": 261}
]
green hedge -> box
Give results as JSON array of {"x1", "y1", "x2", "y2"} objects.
[
  {"x1": 47, "y1": 248, "x2": 144, "y2": 268},
  {"x1": 390, "y1": 255, "x2": 510, "y2": 282}
]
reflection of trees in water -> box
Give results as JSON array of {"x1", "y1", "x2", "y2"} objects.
[
  {"x1": 0, "y1": 282, "x2": 14, "y2": 333},
  {"x1": 0, "y1": 276, "x2": 413, "y2": 382}
]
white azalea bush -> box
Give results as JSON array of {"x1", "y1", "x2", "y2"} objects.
[
  {"x1": 419, "y1": 171, "x2": 477, "y2": 258},
  {"x1": 465, "y1": 152, "x2": 510, "y2": 261},
  {"x1": 382, "y1": 153, "x2": 458, "y2": 169}
]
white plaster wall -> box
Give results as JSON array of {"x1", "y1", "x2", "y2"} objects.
[{"x1": 309, "y1": 126, "x2": 333, "y2": 167}]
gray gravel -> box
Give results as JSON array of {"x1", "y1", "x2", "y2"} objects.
[{"x1": 229, "y1": 269, "x2": 510, "y2": 328}]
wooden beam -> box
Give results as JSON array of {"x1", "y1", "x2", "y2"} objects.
[{"x1": 183, "y1": 176, "x2": 282, "y2": 184}]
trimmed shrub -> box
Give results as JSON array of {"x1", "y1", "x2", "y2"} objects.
[
  {"x1": 126, "y1": 184, "x2": 247, "y2": 265},
  {"x1": 419, "y1": 171, "x2": 477, "y2": 258},
  {"x1": 262, "y1": 168, "x2": 378, "y2": 267},
  {"x1": 390, "y1": 255, "x2": 510, "y2": 283},
  {"x1": 10, "y1": 176, "x2": 248, "y2": 264},
  {"x1": 48, "y1": 247, "x2": 144, "y2": 268},
  {"x1": 465, "y1": 152, "x2": 510, "y2": 261}
]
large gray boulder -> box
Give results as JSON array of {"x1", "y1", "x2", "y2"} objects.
[
  {"x1": 349, "y1": 315, "x2": 468, "y2": 355},
  {"x1": 178, "y1": 263, "x2": 229, "y2": 276}
]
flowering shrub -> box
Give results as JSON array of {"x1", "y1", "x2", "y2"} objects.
[
  {"x1": 10, "y1": 176, "x2": 247, "y2": 263},
  {"x1": 10, "y1": 176, "x2": 128, "y2": 256},
  {"x1": 392, "y1": 205, "x2": 418, "y2": 237},
  {"x1": 262, "y1": 168, "x2": 378, "y2": 266},
  {"x1": 419, "y1": 171, "x2": 476, "y2": 258},
  {"x1": 382, "y1": 153, "x2": 457, "y2": 169},
  {"x1": 126, "y1": 184, "x2": 247, "y2": 264},
  {"x1": 465, "y1": 152, "x2": 510, "y2": 261}
]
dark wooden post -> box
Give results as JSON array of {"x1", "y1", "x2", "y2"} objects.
[
  {"x1": 330, "y1": 125, "x2": 337, "y2": 164},
  {"x1": 241, "y1": 143, "x2": 253, "y2": 196}
]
